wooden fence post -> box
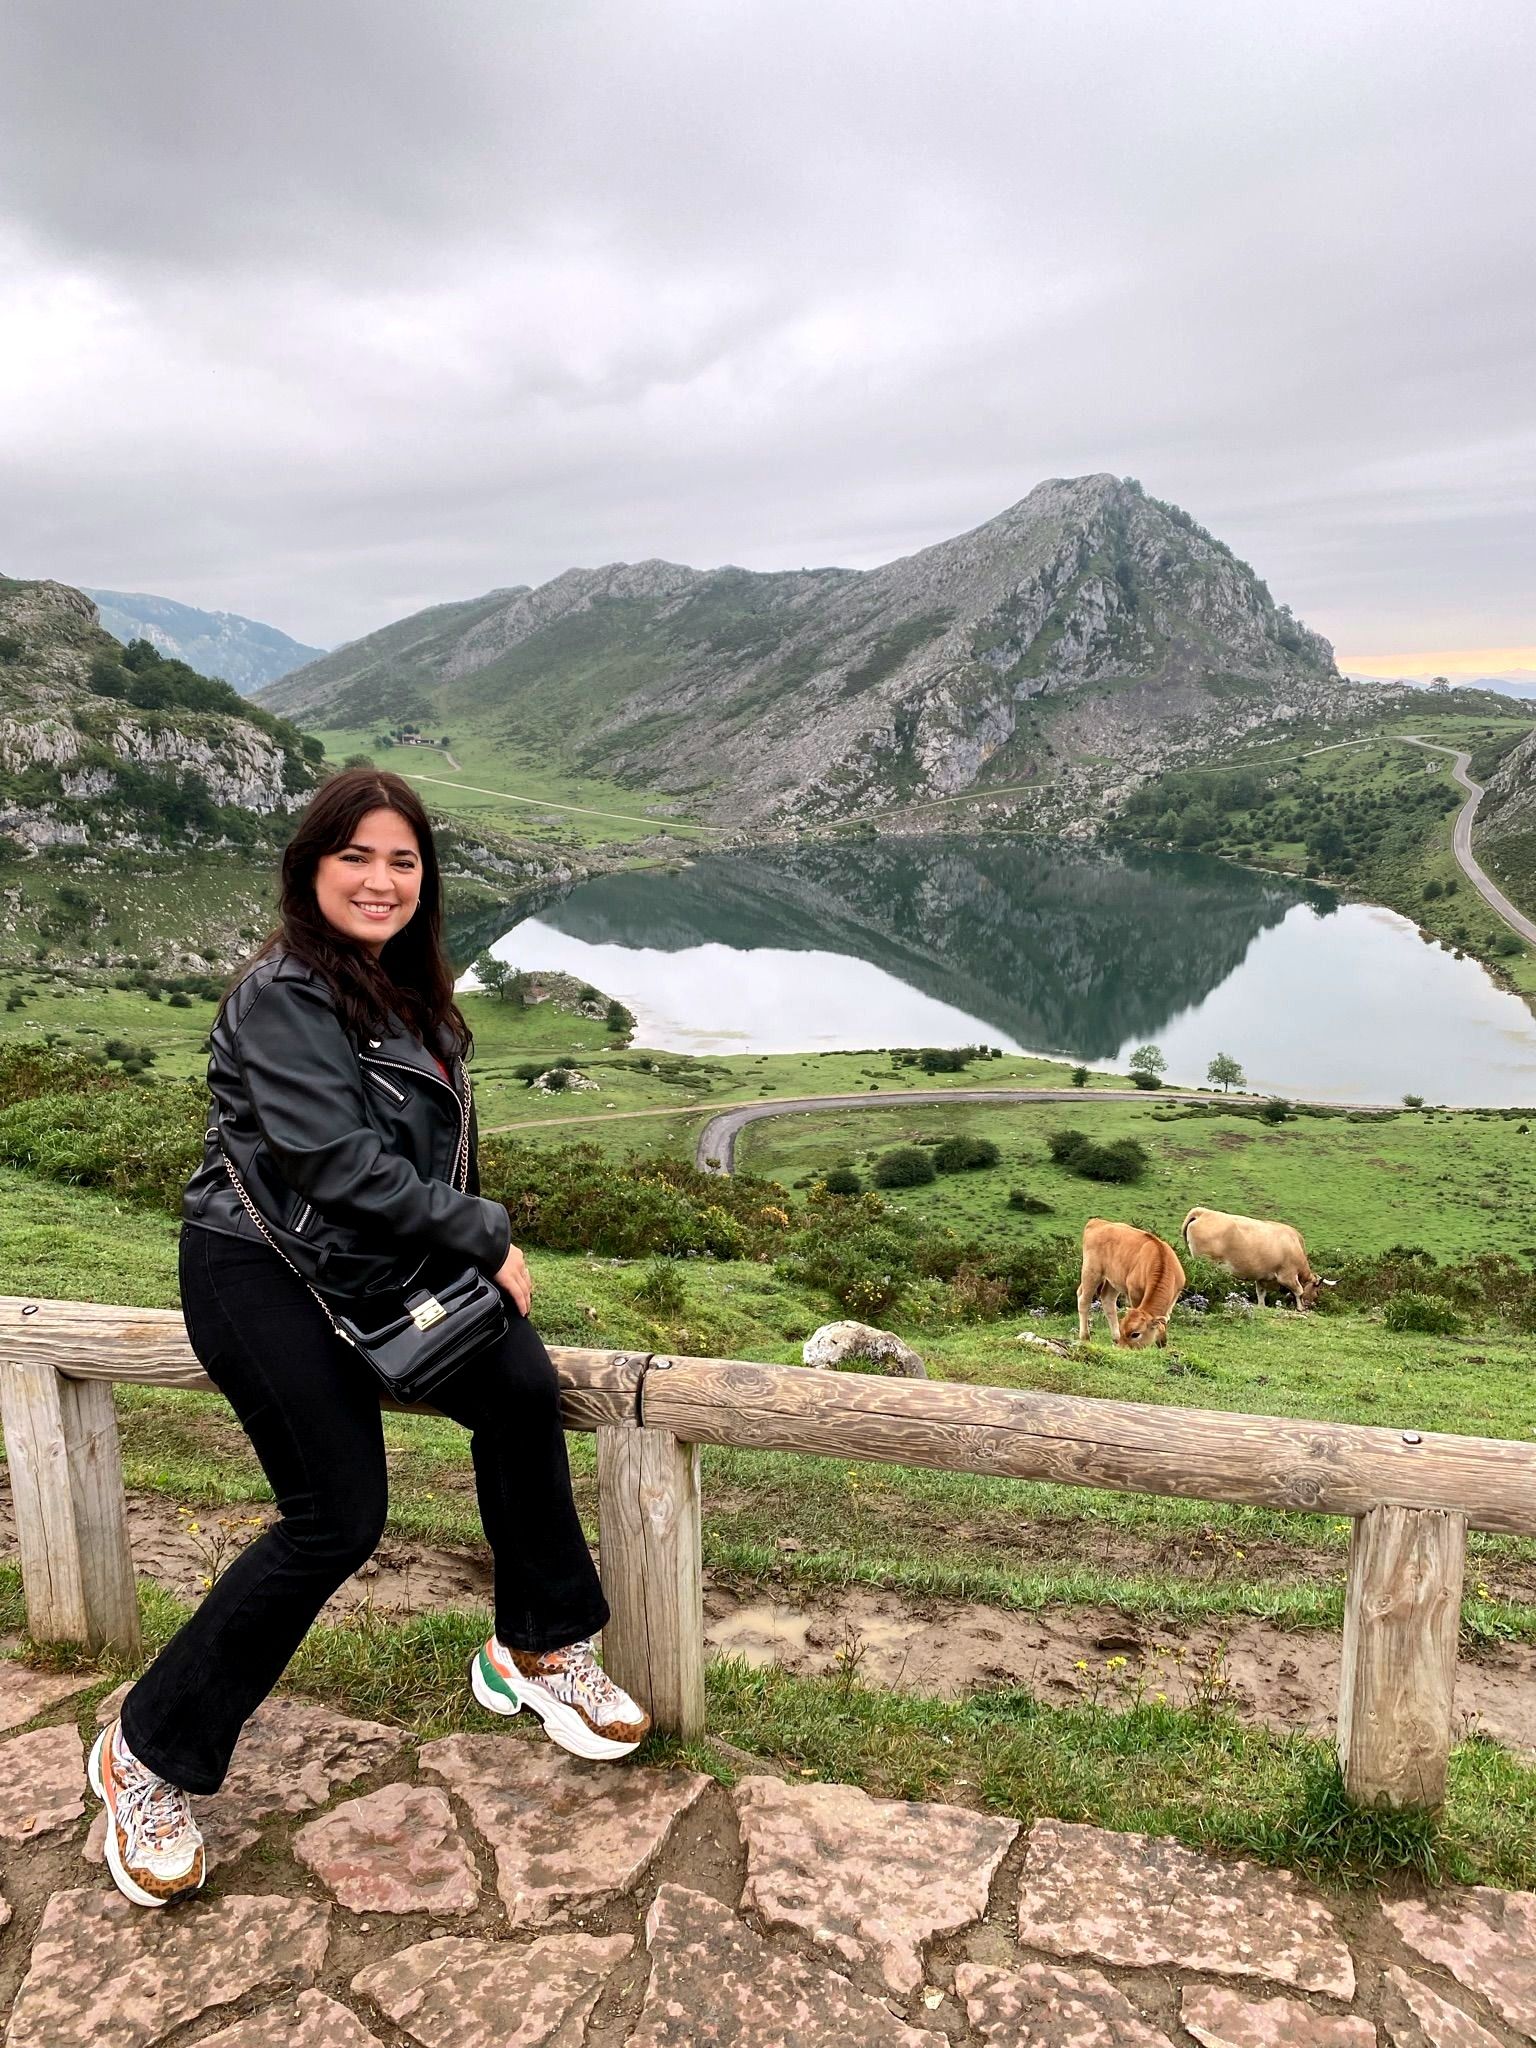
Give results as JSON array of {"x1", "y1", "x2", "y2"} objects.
[
  {"x1": 1337, "y1": 1503, "x2": 1465, "y2": 1810},
  {"x1": 0, "y1": 1355, "x2": 140, "y2": 1658},
  {"x1": 596, "y1": 1414, "x2": 705, "y2": 1741}
]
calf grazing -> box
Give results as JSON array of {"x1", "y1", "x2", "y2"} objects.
[
  {"x1": 1077, "y1": 1219, "x2": 1185, "y2": 1348},
  {"x1": 1182, "y1": 1206, "x2": 1325, "y2": 1310}
]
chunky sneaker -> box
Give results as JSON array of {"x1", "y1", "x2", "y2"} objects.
[
  {"x1": 88, "y1": 1720, "x2": 205, "y2": 1908},
  {"x1": 471, "y1": 1635, "x2": 652, "y2": 1760}
]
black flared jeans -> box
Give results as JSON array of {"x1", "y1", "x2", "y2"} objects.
[{"x1": 121, "y1": 1226, "x2": 608, "y2": 1793}]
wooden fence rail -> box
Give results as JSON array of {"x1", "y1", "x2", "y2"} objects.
[{"x1": 5, "y1": 1294, "x2": 1531, "y2": 1812}]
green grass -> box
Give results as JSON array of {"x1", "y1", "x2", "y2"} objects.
[
  {"x1": 0, "y1": 853, "x2": 277, "y2": 971},
  {"x1": 7, "y1": 1155, "x2": 1535, "y2": 1648},
  {"x1": 738, "y1": 1094, "x2": 1536, "y2": 1262},
  {"x1": 310, "y1": 726, "x2": 719, "y2": 848}
]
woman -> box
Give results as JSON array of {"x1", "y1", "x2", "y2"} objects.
[{"x1": 89, "y1": 767, "x2": 649, "y2": 1910}]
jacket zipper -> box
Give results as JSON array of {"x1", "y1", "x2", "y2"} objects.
[
  {"x1": 359, "y1": 1055, "x2": 471, "y2": 1193},
  {"x1": 292, "y1": 1202, "x2": 313, "y2": 1235}
]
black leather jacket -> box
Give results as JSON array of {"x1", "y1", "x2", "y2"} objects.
[{"x1": 182, "y1": 950, "x2": 512, "y2": 1297}]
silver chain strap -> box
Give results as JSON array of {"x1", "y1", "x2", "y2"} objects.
[{"x1": 219, "y1": 1141, "x2": 353, "y2": 1343}]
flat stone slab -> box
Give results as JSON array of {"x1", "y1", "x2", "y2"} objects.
[
  {"x1": 87, "y1": 1688, "x2": 405, "y2": 1869},
  {"x1": 1015, "y1": 1819, "x2": 1354, "y2": 1999},
  {"x1": 632, "y1": 1883, "x2": 943, "y2": 2048},
  {"x1": 734, "y1": 1773, "x2": 1018, "y2": 1996},
  {"x1": 1383, "y1": 1966, "x2": 1505, "y2": 2048},
  {"x1": 354, "y1": 1931, "x2": 632, "y2": 2047},
  {"x1": 956, "y1": 1959, "x2": 1175, "y2": 2044},
  {"x1": 0, "y1": 1654, "x2": 90, "y2": 1732},
  {"x1": 1385, "y1": 1886, "x2": 1536, "y2": 2040},
  {"x1": 419, "y1": 1731, "x2": 708, "y2": 1925},
  {"x1": 6, "y1": 1889, "x2": 330, "y2": 2048},
  {"x1": 200, "y1": 1990, "x2": 385, "y2": 2047},
  {"x1": 0, "y1": 1721, "x2": 84, "y2": 1839},
  {"x1": 1181, "y1": 1987, "x2": 1374, "y2": 2047},
  {"x1": 293, "y1": 1783, "x2": 479, "y2": 1915}
]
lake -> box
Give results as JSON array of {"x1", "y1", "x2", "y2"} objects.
[{"x1": 487, "y1": 838, "x2": 1536, "y2": 1107}]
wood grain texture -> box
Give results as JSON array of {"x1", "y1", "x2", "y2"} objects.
[
  {"x1": 1338, "y1": 1504, "x2": 1466, "y2": 1809},
  {"x1": 640, "y1": 1356, "x2": 1536, "y2": 1535},
  {"x1": 0, "y1": 1299, "x2": 644, "y2": 1427},
  {"x1": 597, "y1": 1422, "x2": 705, "y2": 1740},
  {"x1": 0, "y1": 1357, "x2": 140, "y2": 1654}
]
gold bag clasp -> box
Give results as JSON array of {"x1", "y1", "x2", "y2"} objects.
[{"x1": 410, "y1": 1294, "x2": 447, "y2": 1331}]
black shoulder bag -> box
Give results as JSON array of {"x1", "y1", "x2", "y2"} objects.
[{"x1": 217, "y1": 1065, "x2": 507, "y2": 1404}]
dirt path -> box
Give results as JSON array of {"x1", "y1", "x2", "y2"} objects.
[
  {"x1": 402, "y1": 769, "x2": 723, "y2": 836},
  {"x1": 1400, "y1": 734, "x2": 1536, "y2": 947},
  {"x1": 15, "y1": 1485, "x2": 1529, "y2": 1761}
]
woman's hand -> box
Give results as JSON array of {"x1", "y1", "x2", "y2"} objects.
[{"x1": 491, "y1": 1241, "x2": 533, "y2": 1317}]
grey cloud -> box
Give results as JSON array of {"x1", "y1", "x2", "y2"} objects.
[{"x1": 0, "y1": 0, "x2": 1531, "y2": 652}]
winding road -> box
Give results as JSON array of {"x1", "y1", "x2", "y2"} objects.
[
  {"x1": 695, "y1": 1088, "x2": 1227, "y2": 1174},
  {"x1": 1399, "y1": 737, "x2": 1536, "y2": 947}
]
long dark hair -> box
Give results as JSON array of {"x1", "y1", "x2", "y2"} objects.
[{"x1": 238, "y1": 768, "x2": 470, "y2": 1055}]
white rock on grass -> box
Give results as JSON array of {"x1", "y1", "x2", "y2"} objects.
[{"x1": 802, "y1": 1322, "x2": 927, "y2": 1377}]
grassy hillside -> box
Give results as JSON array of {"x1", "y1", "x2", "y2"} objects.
[
  {"x1": 1114, "y1": 702, "x2": 1536, "y2": 1001},
  {"x1": 735, "y1": 1094, "x2": 1536, "y2": 1262},
  {"x1": 307, "y1": 725, "x2": 722, "y2": 848}
]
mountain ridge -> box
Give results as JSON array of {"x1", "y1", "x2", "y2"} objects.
[
  {"x1": 83, "y1": 589, "x2": 325, "y2": 694},
  {"x1": 260, "y1": 474, "x2": 1387, "y2": 828}
]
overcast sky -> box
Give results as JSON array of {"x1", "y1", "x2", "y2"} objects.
[{"x1": 1, "y1": 1, "x2": 1532, "y2": 668}]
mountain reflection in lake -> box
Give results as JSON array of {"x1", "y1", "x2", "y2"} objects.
[{"x1": 490, "y1": 838, "x2": 1536, "y2": 1106}]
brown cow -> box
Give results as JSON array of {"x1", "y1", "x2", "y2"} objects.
[
  {"x1": 1182, "y1": 1207, "x2": 1325, "y2": 1310},
  {"x1": 1077, "y1": 1218, "x2": 1185, "y2": 1348}
]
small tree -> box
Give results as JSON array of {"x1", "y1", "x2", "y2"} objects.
[
  {"x1": 1128, "y1": 1045, "x2": 1166, "y2": 1084},
  {"x1": 473, "y1": 951, "x2": 511, "y2": 1001},
  {"x1": 1206, "y1": 1052, "x2": 1245, "y2": 1094},
  {"x1": 1070, "y1": 1064, "x2": 1089, "y2": 1088}
]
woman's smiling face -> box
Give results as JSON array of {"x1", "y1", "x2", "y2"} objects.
[{"x1": 313, "y1": 806, "x2": 422, "y2": 953}]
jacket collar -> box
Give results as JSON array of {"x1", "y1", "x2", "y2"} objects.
[{"x1": 361, "y1": 1018, "x2": 459, "y2": 1084}]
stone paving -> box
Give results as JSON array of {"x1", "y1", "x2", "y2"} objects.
[{"x1": 0, "y1": 1657, "x2": 1533, "y2": 2046}]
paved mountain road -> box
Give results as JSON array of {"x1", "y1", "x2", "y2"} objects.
[
  {"x1": 1400, "y1": 736, "x2": 1536, "y2": 948},
  {"x1": 696, "y1": 1088, "x2": 1228, "y2": 1173}
]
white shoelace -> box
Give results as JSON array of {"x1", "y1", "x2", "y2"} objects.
[
  {"x1": 113, "y1": 1739, "x2": 197, "y2": 1859},
  {"x1": 536, "y1": 1640, "x2": 631, "y2": 1723}
]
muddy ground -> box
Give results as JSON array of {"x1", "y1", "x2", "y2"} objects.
[{"x1": 2, "y1": 1484, "x2": 1531, "y2": 1760}]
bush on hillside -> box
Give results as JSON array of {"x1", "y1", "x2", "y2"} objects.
[
  {"x1": 871, "y1": 1145, "x2": 938, "y2": 1188},
  {"x1": 933, "y1": 1135, "x2": 1000, "y2": 1173},
  {"x1": 632, "y1": 1258, "x2": 686, "y2": 1316},
  {"x1": 1007, "y1": 1189, "x2": 1054, "y2": 1214},
  {"x1": 0, "y1": 1041, "x2": 122, "y2": 1111},
  {"x1": 823, "y1": 1164, "x2": 862, "y2": 1195},
  {"x1": 0, "y1": 1083, "x2": 203, "y2": 1208},
  {"x1": 1383, "y1": 1290, "x2": 1463, "y2": 1336},
  {"x1": 1046, "y1": 1129, "x2": 1149, "y2": 1183},
  {"x1": 478, "y1": 1138, "x2": 790, "y2": 1261},
  {"x1": 1258, "y1": 1098, "x2": 1293, "y2": 1124},
  {"x1": 1130, "y1": 1072, "x2": 1162, "y2": 1090}
]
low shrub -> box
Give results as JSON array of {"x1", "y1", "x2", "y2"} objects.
[
  {"x1": 478, "y1": 1138, "x2": 789, "y2": 1261},
  {"x1": 0, "y1": 1082, "x2": 204, "y2": 1208},
  {"x1": 0, "y1": 1041, "x2": 121, "y2": 1111},
  {"x1": 1046, "y1": 1129, "x2": 1149, "y2": 1183},
  {"x1": 632, "y1": 1258, "x2": 686, "y2": 1316},
  {"x1": 1258, "y1": 1098, "x2": 1292, "y2": 1124},
  {"x1": 823, "y1": 1164, "x2": 862, "y2": 1195},
  {"x1": 1383, "y1": 1290, "x2": 1463, "y2": 1336},
  {"x1": 933, "y1": 1135, "x2": 1000, "y2": 1173},
  {"x1": 1007, "y1": 1189, "x2": 1054, "y2": 1214},
  {"x1": 1130, "y1": 1072, "x2": 1162, "y2": 1090},
  {"x1": 871, "y1": 1145, "x2": 938, "y2": 1188}
]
